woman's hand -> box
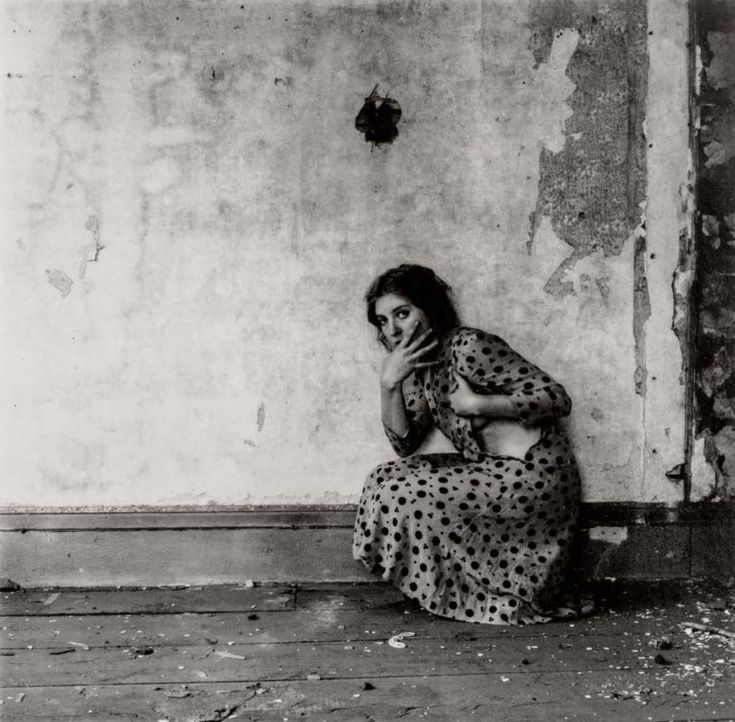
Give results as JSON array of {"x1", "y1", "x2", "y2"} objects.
[
  {"x1": 380, "y1": 323, "x2": 439, "y2": 390},
  {"x1": 449, "y1": 372, "x2": 482, "y2": 418}
]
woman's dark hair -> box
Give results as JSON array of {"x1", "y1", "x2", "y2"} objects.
[{"x1": 365, "y1": 264, "x2": 460, "y2": 342}]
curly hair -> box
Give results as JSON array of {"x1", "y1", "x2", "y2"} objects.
[{"x1": 365, "y1": 264, "x2": 460, "y2": 343}]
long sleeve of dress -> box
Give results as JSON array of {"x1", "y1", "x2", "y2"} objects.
[
  {"x1": 450, "y1": 328, "x2": 571, "y2": 426},
  {"x1": 383, "y1": 371, "x2": 433, "y2": 457}
]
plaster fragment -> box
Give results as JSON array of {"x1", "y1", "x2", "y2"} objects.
[
  {"x1": 713, "y1": 397, "x2": 735, "y2": 419},
  {"x1": 705, "y1": 32, "x2": 735, "y2": 91},
  {"x1": 689, "y1": 434, "x2": 718, "y2": 501},
  {"x1": 704, "y1": 139, "x2": 727, "y2": 168},
  {"x1": 708, "y1": 426, "x2": 735, "y2": 500},
  {"x1": 700, "y1": 346, "x2": 734, "y2": 397},
  {"x1": 701, "y1": 214, "x2": 720, "y2": 238},
  {"x1": 45, "y1": 269, "x2": 73, "y2": 297}
]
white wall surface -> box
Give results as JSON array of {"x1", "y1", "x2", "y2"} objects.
[{"x1": 0, "y1": 0, "x2": 690, "y2": 506}]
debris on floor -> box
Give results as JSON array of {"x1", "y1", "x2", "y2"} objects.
[
  {"x1": 42, "y1": 592, "x2": 60, "y2": 607},
  {"x1": 388, "y1": 631, "x2": 415, "y2": 649},
  {"x1": 3, "y1": 579, "x2": 734, "y2": 720},
  {"x1": 132, "y1": 646, "x2": 155, "y2": 657},
  {"x1": 214, "y1": 650, "x2": 245, "y2": 660},
  {"x1": 683, "y1": 621, "x2": 735, "y2": 640}
]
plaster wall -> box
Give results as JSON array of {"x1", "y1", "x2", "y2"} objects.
[{"x1": 1, "y1": 0, "x2": 690, "y2": 507}]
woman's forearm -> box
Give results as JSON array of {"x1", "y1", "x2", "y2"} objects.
[
  {"x1": 381, "y1": 384, "x2": 411, "y2": 437},
  {"x1": 471, "y1": 394, "x2": 518, "y2": 420}
]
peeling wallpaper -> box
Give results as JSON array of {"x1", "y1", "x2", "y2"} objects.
[
  {"x1": 1, "y1": 0, "x2": 690, "y2": 506},
  {"x1": 691, "y1": 0, "x2": 735, "y2": 501}
]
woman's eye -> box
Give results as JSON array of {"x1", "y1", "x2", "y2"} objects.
[{"x1": 397, "y1": 310, "x2": 409, "y2": 319}]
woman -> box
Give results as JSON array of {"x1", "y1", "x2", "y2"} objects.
[{"x1": 353, "y1": 264, "x2": 581, "y2": 625}]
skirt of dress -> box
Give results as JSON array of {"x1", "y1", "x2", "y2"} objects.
[{"x1": 352, "y1": 426, "x2": 580, "y2": 624}]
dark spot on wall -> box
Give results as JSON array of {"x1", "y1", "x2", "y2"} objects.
[
  {"x1": 198, "y1": 62, "x2": 230, "y2": 105},
  {"x1": 355, "y1": 85, "x2": 401, "y2": 145}
]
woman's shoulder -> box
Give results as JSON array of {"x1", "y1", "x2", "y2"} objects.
[{"x1": 448, "y1": 326, "x2": 507, "y2": 349}]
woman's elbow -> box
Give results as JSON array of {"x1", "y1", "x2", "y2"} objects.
[{"x1": 553, "y1": 385, "x2": 572, "y2": 417}]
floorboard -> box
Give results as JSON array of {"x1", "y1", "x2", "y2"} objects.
[
  {"x1": 0, "y1": 586, "x2": 295, "y2": 616},
  {"x1": 2, "y1": 608, "x2": 676, "y2": 649},
  {"x1": 1, "y1": 581, "x2": 733, "y2": 722}
]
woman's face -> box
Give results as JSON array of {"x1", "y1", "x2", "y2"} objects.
[{"x1": 374, "y1": 293, "x2": 430, "y2": 350}]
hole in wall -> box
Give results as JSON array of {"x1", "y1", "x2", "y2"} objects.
[{"x1": 355, "y1": 85, "x2": 401, "y2": 145}]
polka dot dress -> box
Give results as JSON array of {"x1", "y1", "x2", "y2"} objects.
[{"x1": 353, "y1": 328, "x2": 580, "y2": 625}]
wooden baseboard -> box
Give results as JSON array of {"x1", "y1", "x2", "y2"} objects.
[{"x1": 0, "y1": 503, "x2": 732, "y2": 588}]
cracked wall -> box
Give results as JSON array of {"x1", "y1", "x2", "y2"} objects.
[
  {"x1": 692, "y1": 0, "x2": 735, "y2": 500},
  {"x1": 0, "y1": 0, "x2": 690, "y2": 506}
]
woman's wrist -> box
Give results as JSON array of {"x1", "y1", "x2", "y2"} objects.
[{"x1": 380, "y1": 375, "x2": 404, "y2": 392}]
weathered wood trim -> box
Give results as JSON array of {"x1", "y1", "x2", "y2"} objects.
[
  {"x1": 0, "y1": 501, "x2": 732, "y2": 531},
  {"x1": 0, "y1": 503, "x2": 731, "y2": 587},
  {"x1": 0, "y1": 509, "x2": 359, "y2": 531}
]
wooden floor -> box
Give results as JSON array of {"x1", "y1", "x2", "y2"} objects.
[{"x1": 1, "y1": 581, "x2": 734, "y2": 721}]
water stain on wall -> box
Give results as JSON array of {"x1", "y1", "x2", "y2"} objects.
[{"x1": 45, "y1": 269, "x2": 73, "y2": 297}]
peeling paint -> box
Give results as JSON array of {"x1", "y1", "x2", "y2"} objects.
[
  {"x1": 693, "y1": 15, "x2": 735, "y2": 500},
  {"x1": 704, "y1": 31, "x2": 735, "y2": 89},
  {"x1": 633, "y1": 230, "x2": 651, "y2": 396},
  {"x1": 692, "y1": 425, "x2": 735, "y2": 501},
  {"x1": 712, "y1": 425, "x2": 735, "y2": 499},
  {"x1": 529, "y1": 2, "x2": 648, "y2": 266},
  {"x1": 690, "y1": 433, "x2": 719, "y2": 501}
]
